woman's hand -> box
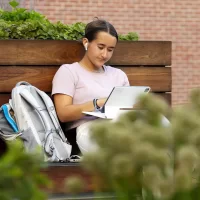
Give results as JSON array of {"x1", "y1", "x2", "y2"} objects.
[
  {"x1": 97, "y1": 98, "x2": 107, "y2": 107},
  {"x1": 53, "y1": 95, "x2": 107, "y2": 122}
]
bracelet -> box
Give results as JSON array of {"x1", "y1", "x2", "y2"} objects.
[
  {"x1": 93, "y1": 98, "x2": 100, "y2": 110},
  {"x1": 96, "y1": 99, "x2": 100, "y2": 109}
]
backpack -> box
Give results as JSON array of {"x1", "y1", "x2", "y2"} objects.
[
  {"x1": 0, "y1": 103, "x2": 21, "y2": 141},
  {"x1": 11, "y1": 81, "x2": 72, "y2": 162}
]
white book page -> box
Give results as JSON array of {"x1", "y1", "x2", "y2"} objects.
[
  {"x1": 82, "y1": 111, "x2": 106, "y2": 119},
  {"x1": 104, "y1": 107, "x2": 120, "y2": 119}
]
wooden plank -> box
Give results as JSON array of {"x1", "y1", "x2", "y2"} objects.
[
  {"x1": 0, "y1": 66, "x2": 58, "y2": 92},
  {"x1": 0, "y1": 93, "x2": 11, "y2": 106},
  {"x1": 154, "y1": 92, "x2": 171, "y2": 105},
  {"x1": 0, "y1": 93, "x2": 53, "y2": 107},
  {"x1": 0, "y1": 40, "x2": 171, "y2": 66},
  {"x1": 108, "y1": 41, "x2": 171, "y2": 66},
  {"x1": 0, "y1": 92, "x2": 171, "y2": 108},
  {"x1": 0, "y1": 66, "x2": 171, "y2": 93},
  {"x1": 0, "y1": 40, "x2": 84, "y2": 65},
  {"x1": 119, "y1": 67, "x2": 171, "y2": 92}
]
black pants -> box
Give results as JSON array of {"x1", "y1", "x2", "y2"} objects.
[{"x1": 64, "y1": 127, "x2": 81, "y2": 156}]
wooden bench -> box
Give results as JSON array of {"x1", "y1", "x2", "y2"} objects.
[{"x1": 0, "y1": 40, "x2": 172, "y2": 195}]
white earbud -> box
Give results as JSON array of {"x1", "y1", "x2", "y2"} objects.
[{"x1": 85, "y1": 43, "x2": 88, "y2": 51}]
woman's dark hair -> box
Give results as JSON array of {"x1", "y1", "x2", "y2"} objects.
[{"x1": 84, "y1": 19, "x2": 118, "y2": 42}]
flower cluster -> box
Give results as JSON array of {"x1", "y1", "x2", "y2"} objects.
[{"x1": 80, "y1": 91, "x2": 200, "y2": 200}]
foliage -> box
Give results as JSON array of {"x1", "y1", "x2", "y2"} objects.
[
  {"x1": 76, "y1": 90, "x2": 200, "y2": 200},
  {"x1": 119, "y1": 32, "x2": 139, "y2": 41},
  {"x1": 0, "y1": 0, "x2": 139, "y2": 41},
  {"x1": 65, "y1": 175, "x2": 85, "y2": 194},
  {"x1": 0, "y1": 139, "x2": 51, "y2": 200}
]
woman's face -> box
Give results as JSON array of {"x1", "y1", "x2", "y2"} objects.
[{"x1": 86, "y1": 31, "x2": 117, "y2": 68}]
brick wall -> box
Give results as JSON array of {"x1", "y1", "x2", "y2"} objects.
[{"x1": 22, "y1": 0, "x2": 200, "y2": 106}]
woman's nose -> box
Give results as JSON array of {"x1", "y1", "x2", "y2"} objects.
[{"x1": 102, "y1": 49, "x2": 108, "y2": 58}]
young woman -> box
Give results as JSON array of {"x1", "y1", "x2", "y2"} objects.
[
  {"x1": 52, "y1": 19, "x2": 170, "y2": 155},
  {"x1": 52, "y1": 19, "x2": 129, "y2": 155}
]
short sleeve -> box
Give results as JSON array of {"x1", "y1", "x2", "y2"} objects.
[
  {"x1": 52, "y1": 65, "x2": 76, "y2": 97},
  {"x1": 123, "y1": 73, "x2": 130, "y2": 86},
  {"x1": 120, "y1": 70, "x2": 130, "y2": 86}
]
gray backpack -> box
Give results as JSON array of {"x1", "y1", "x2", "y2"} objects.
[
  {"x1": 0, "y1": 103, "x2": 21, "y2": 141},
  {"x1": 11, "y1": 81, "x2": 72, "y2": 162}
]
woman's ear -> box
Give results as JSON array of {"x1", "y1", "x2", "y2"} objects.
[
  {"x1": 85, "y1": 43, "x2": 88, "y2": 51},
  {"x1": 83, "y1": 38, "x2": 89, "y2": 51}
]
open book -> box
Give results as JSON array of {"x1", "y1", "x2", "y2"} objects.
[{"x1": 82, "y1": 86, "x2": 151, "y2": 119}]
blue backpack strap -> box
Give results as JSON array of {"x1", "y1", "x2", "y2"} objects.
[{"x1": 1, "y1": 104, "x2": 18, "y2": 133}]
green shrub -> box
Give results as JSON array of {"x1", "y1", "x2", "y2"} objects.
[
  {"x1": 80, "y1": 91, "x2": 200, "y2": 200},
  {"x1": 0, "y1": 0, "x2": 139, "y2": 41},
  {"x1": 0, "y1": 139, "x2": 50, "y2": 200}
]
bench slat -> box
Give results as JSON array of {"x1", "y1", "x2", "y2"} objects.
[
  {"x1": 0, "y1": 93, "x2": 11, "y2": 105},
  {"x1": 108, "y1": 41, "x2": 171, "y2": 66},
  {"x1": 0, "y1": 40, "x2": 171, "y2": 66},
  {"x1": 119, "y1": 67, "x2": 171, "y2": 92},
  {"x1": 0, "y1": 66, "x2": 171, "y2": 92},
  {"x1": 0, "y1": 93, "x2": 171, "y2": 106},
  {"x1": 0, "y1": 40, "x2": 84, "y2": 65}
]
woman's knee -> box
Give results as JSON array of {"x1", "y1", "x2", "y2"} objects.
[{"x1": 76, "y1": 121, "x2": 97, "y2": 154}]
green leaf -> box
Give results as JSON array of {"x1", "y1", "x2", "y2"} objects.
[
  {"x1": 0, "y1": 2, "x2": 139, "y2": 40},
  {"x1": 9, "y1": 0, "x2": 19, "y2": 9}
]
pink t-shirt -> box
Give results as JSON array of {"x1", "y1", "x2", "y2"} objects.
[{"x1": 52, "y1": 62, "x2": 129, "y2": 130}]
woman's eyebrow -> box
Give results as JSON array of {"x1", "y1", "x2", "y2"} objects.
[{"x1": 98, "y1": 43, "x2": 115, "y2": 48}]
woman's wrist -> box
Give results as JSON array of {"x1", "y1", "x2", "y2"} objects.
[
  {"x1": 93, "y1": 98, "x2": 106, "y2": 110},
  {"x1": 97, "y1": 99, "x2": 105, "y2": 107},
  {"x1": 96, "y1": 99, "x2": 101, "y2": 108},
  {"x1": 93, "y1": 99, "x2": 100, "y2": 110}
]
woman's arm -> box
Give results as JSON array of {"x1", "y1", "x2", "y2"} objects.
[{"x1": 53, "y1": 94, "x2": 106, "y2": 122}]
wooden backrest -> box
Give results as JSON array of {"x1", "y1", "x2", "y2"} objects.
[{"x1": 0, "y1": 40, "x2": 171, "y2": 106}]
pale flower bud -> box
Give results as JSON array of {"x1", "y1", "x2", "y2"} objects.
[
  {"x1": 190, "y1": 88, "x2": 200, "y2": 111},
  {"x1": 82, "y1": 150, "x2": 109, "y2": 174},
  {"x1": 111, "y1": 155, "x2": 135, "y2": 179},
  {"x1": 142, "y1": 165, "x2": 162, "y2": 190},
  {"x1": 139, "y1": 127, "x2": 173, "y2": 149},
  {"x1": 132, "y1": 142, "x2": 157, "y2": 166},
  {"x1": 174, "y1": 167, "x2": 194, "y2": 191},
  {"x1": 159, "y1": 177, "x2": 174, "y2": 199},
  {"x1": 176, "y1": 146, "x2": 199, "y2": 171},
  {"x1": 65, "y1": 176, "x2": 84, "y2": 194},
  {"x1": 138, "y1": 93, "x2": 169, "y2": 116}
]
